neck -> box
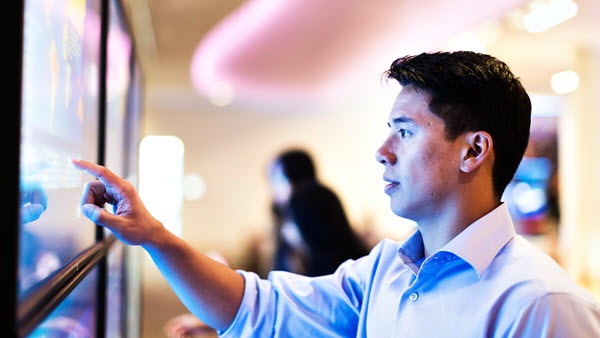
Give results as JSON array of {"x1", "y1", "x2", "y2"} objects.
[{"x1": 418, "y1": 193, "x2": 499, "y2": 257}]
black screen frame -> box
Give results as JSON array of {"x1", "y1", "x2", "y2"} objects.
[{"x1": 3, "y1": 1, "x2": 25, "y2": 335}]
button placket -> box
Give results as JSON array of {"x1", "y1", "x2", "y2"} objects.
[{"x1": 409, "y1": 292, "x2": 418, "y2": 302}]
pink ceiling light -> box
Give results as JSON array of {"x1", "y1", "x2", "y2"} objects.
[{"x1": 190, "y1": 0, "x2": 530, "y2": 107}]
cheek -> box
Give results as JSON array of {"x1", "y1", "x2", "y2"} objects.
[
  {"x1": 415, "y1": 144, "x2": 455, "y2": 183},
  {"x1": 429, "y1": 146, "x2": 462, "y2": 184},
  {"x1": 417, "y1": 146, "x2": 441, "y2": 171}
]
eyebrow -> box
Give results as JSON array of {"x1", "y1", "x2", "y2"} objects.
[{"x1": 388, "y1": 116, "x2": 415, "y2": 127}]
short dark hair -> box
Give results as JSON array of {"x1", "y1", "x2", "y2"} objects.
[
  {"x1": 383, "y1": 51, "x2": 531, "y2": 199},
  {"x1": 276, "y1": 149, "x2": 316, "y2": 186}
]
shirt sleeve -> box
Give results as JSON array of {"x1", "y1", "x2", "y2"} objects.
[
  {"x1": 503, "y1": 292, "x2": 600, "y2": 337},
  {"x1": 218, "y1": 254, "x2": 374, "y2": 337}
]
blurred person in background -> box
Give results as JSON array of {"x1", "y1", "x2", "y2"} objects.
[
  {"x1": 163, "y1": 148, "x2": 370, "y2": 337},
  {"x1": 267, "y1": 148, "x2": 370, "y2": 277}
]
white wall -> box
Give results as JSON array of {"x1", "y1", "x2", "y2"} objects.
[
  {"x1": 558, "y1": 46, "x2": 600, "y2": 296},
  {"x1": 137, "y1": 84, "x2": 418, "y2": 337}
]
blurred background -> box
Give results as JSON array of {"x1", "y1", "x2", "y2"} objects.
[{"x1": 116, "y1": 0, "x2": 599, "y2": 336}]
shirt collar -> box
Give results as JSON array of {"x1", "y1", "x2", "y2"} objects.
[
  {"x1": 397, "y1": 231, "x2": 425, "y2": 274},
  {"x1": 398, "y1": 203, "x2": 516, "y2": 277},
  {"x1": 442, "y1": 203, "x2": 515, "y2": 277}
]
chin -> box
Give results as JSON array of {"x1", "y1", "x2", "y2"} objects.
[
  {"x1": 390, "y1": 202, "x2": 416, "y2": 220},
  {"x1": 390, "y1": 203, "x2": 405, "y2": 218}
]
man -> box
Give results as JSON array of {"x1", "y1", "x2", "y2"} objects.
[{"x1": 72, "y1": 51, "x2": 600, "y2": 337}]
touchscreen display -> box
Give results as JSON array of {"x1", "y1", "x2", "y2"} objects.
[{"x1": 19, "y1": 0, "x2": 102, "y2": 298}]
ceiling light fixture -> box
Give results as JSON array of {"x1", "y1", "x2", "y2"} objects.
[
  {"x1": 551, "y1": 70, "x2": 579, "y2": 94},
  {"x1": 445, "y1": 21, "x2": 501, "y2": 53},
  {"x1": 522, "y1": 0, "x2": 578, "y2": 33}
]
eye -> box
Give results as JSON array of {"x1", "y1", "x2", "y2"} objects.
[{"x1": 399, "y1": 129, "x2": 412, "y2": 138}]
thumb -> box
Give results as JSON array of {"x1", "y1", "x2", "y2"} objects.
[{"x1": 81, "y1": 204, "x2": 119, "y2": 226}]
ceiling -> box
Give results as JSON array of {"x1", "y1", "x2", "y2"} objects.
[
  {"x1": 121, "y1": 0, "x2": 600, "y2": 111},
  {"x1": 122, "y1": 0, "x2": 243, "y2": 88}
]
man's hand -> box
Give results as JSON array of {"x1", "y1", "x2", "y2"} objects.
[{"x1": 71, "y1": 159, "x2": 166, "y2": 247}]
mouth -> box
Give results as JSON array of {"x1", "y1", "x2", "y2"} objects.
[{"x1": 383, "y1": 176, "x2": 399, "y2": 195}]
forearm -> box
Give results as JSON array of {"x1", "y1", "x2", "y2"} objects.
[{"x1": 143, "y1": 229, "x2": 245, "y2": 331}]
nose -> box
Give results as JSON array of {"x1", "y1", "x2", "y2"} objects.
[{"x1": 375, "y1": 137, "x2": 396, "y2": 165}]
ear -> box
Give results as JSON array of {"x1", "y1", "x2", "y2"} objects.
[{"x1": 460, "y1": 131, "x2": 493, "y2": 173}]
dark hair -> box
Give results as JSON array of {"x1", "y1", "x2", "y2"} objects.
[
  {"x1": 275, "y1": 149, "x2": 316, "y2": 186},
  {"x1": 383, "y1": 51, "x2": 531, "y2": 198},
  {"x1": 287, "y1": 181, "x2": 369, "y2": 276}
]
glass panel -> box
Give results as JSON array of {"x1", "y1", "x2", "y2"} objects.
[
  {"x1": 26, "y1": 268, "x2": 99, "y2": 338},
  {"x1": 105, "y1": 0, "x2": 132, "y2": 177},
  {"x1": 106, "y1": 242, "x2": 126, "y2": 337},
  {"x1": 18, "y1": 0, "x2": 102, "y2": 297}
]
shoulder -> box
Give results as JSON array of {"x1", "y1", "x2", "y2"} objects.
[
  {"x1": 372, "y1": 238, "x2": 403, "y2": 253},
  {"x1": 354, "y1": 238, "x2": 404, "y2": 267},
  {"x1": 500, "y1": 285, "x2": 600, "y2": 336},
  {"x1": 493, "y1": 235, "x2": 599, "y2": 305},
  {"x1": 478, "y1": 235, "x2": 600, "y2": 335}
]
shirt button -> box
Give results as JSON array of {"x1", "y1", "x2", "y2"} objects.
[{"x1": 409, "y1": 292, "x2": 418, "y2": 302}]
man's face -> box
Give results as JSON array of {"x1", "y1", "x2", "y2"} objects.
[{"x1": 376, "y1": 85, "x2": 465, "y2": 223}]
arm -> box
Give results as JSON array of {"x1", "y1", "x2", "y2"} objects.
[{"x1": 71, "y1": 159, "x2": 244, "y2": 331}]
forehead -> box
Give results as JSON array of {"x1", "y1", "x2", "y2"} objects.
[{"x1": 389, "y1": 85, "x2": 437, "y2": 125}]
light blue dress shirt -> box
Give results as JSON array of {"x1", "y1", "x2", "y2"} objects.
[{"x1": 220, "y1": 204, "x2": 600, "y2": 337}]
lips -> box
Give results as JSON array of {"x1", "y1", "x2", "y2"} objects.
[{"x1": 383, "y1": 176, "x2": 399, "y2": 195}]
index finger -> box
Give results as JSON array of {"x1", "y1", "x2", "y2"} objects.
[{"x1": 71, "y1": 159, "x2": 120, "y2": 187}]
